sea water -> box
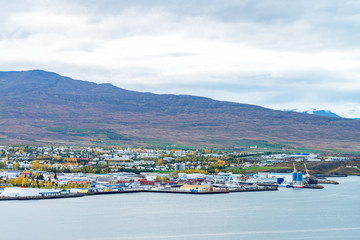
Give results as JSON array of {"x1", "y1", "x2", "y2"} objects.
[{"x1": 0, "y1": 176, "x2": 359, "y2": 240}]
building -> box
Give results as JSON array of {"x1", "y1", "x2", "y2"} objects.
[
  {"x1": 174, "y1": 162, "x2": 186, "y2": 171},
  {"x1": 180, "y1": 184, "x2": 214, "y2": 192},
  {"x1": 1, "y1": 187, "x2": 63, "y2": 197}
]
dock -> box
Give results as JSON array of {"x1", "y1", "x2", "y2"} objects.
[
  {"x1": 317, "y1": 179, "x2": 339, "y2": 184},
  {"x1": 303, "y1": 185, "x2": 324, "y2": 189},
  {"x1": 229, "y1": 186, "x2": 278, "y2": 192},
  {"x1": 0, "y1": 193, "x2": 86, "y2": 201},
  {"x1": 143, "y1": 189, "x2": 230, "y2": 194}
]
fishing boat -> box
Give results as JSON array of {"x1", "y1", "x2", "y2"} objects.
[{"x1": 278, "y1": 181, "x2": 291, "y2": 188}]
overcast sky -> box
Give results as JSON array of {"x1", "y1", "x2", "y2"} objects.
[{"x1": 1, "y1": 0, "x2": 360, "y2": 117}]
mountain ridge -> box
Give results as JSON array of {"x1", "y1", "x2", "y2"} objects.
[{"x1": 0, "y1": 70, "x2": 359, "y2": 151}]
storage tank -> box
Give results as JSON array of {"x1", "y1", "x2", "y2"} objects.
[
  {"x1": 297, "y1": 172, "x2": 303, "y2": 182},
  {"x1": 277, "y1": 178, "x2": 284, "y2": 184}
]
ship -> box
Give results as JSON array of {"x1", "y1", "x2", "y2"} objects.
[
  {"x1": 291, "y1": 163, "x2": 305, "y2": 188},
  {"x1": 291, "y1": 163, "x2": 324, "y2": 189}
]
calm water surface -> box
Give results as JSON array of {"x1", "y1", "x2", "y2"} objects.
[{"x1": 1, "y1": 177, "x2": 360, "y2": 240}]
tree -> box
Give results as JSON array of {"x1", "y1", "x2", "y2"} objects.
[
  {"x1": 21, "y1": 177, "x2": 30, "y2": 187},
  {"x1": 31, "y1": 180, "x2": 38, "y2": 188},
  {"x1": 16, "y1": 175, "x2": 24, "y2": 186},
  {"x1": 9, "y1": 178, "x2": 16, "y2": 186},
  {"x1": 46, "y1": 181, "x2": 53, "y2": 188},
  {"x1": 13, "y1": 162, "x2": 20, "y2": 171},
  {"x1": 32, "y1": 160, "x2": 40, "y2": 170}
]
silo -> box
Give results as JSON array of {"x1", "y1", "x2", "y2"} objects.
[{"x1": 297, "y1": 172, "x2": 303, "y2": 182}]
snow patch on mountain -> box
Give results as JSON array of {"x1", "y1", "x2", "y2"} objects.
[{"x1": 284, "y1": 108, "x2": 342, "y2": 118}]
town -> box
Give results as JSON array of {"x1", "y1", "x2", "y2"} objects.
[{"x1": 0, "y1": 145, "x2": 357, "y2": 199}]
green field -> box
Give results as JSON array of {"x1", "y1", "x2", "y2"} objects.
[
  {"x1": 228, "y1": 165, "x2": 292, "y2": 173},
  {"x1": 45, "y1": 127, "x2": 130, "y2": 141}
]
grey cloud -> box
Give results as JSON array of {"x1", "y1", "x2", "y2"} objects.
[
  {"x1": 3, "y1": 0, "x2": 360, "y2": 51},
  {"x1": 1, "y1": 0, "x2": 360, "y2": 117},
  {"x1": 122, "y1": 70, "x2": 360, "y2": 106}
]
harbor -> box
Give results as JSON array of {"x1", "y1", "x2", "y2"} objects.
[
  {"x1": 0, "y1": 183, "x2": 277, "y2": 200},
  {"x1": 0, "y1": 144, "x2": 355, "y2": 202},
  {"x1": 1, "y1": 176, "x2": 358, "y2": 240},
  {"x1": 0, "y1": 164, "x2": 333, "y2": 201}
]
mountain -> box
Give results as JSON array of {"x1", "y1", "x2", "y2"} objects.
[
  {"x1": 0, "y1": 70, "x2": 360, "y2": 151},
  {"x1": 307, "y1": 110, "x2": 341, "y2": 118},
  {"x1": 289, "y1": 108, "x2": 342, "y2": 118}
]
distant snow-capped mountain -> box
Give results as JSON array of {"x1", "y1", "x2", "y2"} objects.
[
  {"x1": 285, "y1": 108, "x2": 342, "y2": 118},
  {"x1": 301, "y1": 109, "x2": 341, "y2": 118}
]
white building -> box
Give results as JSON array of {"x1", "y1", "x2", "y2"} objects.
[
  {"x1": 1, "y1": 187, "x2": 62, "y2": 197},
  {"x1": 174, "y1": 162, "x2": 186, "y2": 171}
]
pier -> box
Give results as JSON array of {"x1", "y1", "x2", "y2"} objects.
[{"x1": 0, "y1": 185, "x2": 280, "y2": 200}]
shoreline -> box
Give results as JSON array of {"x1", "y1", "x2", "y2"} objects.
[
  {"x1": 0, "y1": 186, "x2": 279, "y2": 201},
  {"x1": 0, "y1": 193, "x2": 86, "y2": 201}
]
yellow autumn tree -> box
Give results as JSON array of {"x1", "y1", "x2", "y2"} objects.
[
  {"x1": 8, "y1": 178, "x2": 16, "y2": 186},
  {"x1": 32, "y1": 160, "x2": 40, "y2": 170},
  {"x1": 21, "y1": 176, "x2": 30, "y2": 187},
  {"x1": 46, "y1": 181, "x2": 53, "y2": 188},
  {"x1": 217, "y1": 160, "x2": 226, "y2": 167},
  {"x1": 31, "y1": 180, "x2": 38, "y2": 188},
  {"x1": 16, "y1": 175, "x2": 24, "y2": 186}
]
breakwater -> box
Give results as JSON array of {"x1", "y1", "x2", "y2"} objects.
[
  {"x1": 315, "y1": 174, "x2": 347, "y2": 178},
  {"x1": 303, "y1": 185, "x2": 324, "y2": 189},
  {"x1": 143, "y1": 189, "x2": 230, "y2": 194},
  {"x1": 229, "y1": 186, "x2": 278, "y2": 192},
  {"x1": 317, "y1": 179, "x2": 339, "y2": 184}
]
